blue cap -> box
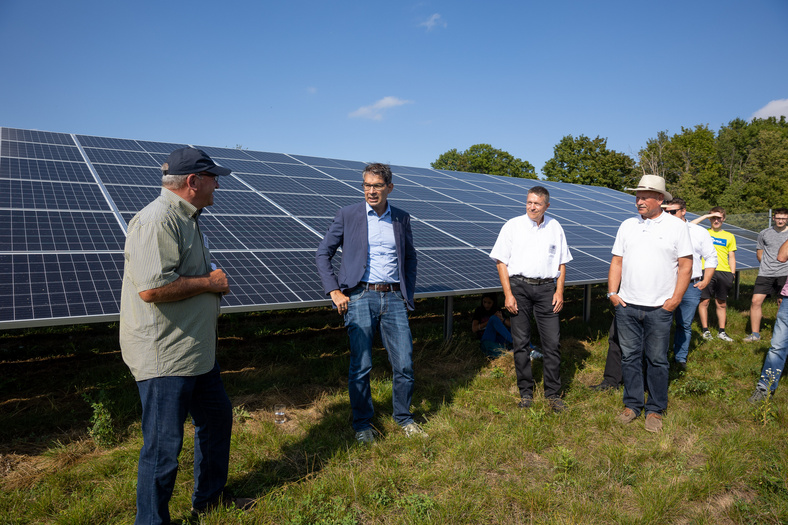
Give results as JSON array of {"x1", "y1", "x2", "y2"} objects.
[{"x1": 164, "y1": 148, "x2": 231, "y2": 176}]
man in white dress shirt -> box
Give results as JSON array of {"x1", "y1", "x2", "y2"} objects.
[
  {"x1": 664, "y1": 198, "x2": 717, "y2": 371},
  {"x1": 490, "y1": 186, "x2": 573, "y2": 412}
]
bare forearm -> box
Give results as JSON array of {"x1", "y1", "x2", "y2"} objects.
[
  {"x1": 139, "y1": 270, "x2": 229, "y2": 303},
  {"x1": 779, "y1": 239, "x2": 788, "y2": 263}
]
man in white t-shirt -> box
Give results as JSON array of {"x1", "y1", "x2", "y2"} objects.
[
  {"x1": 664, "y1": 198, "x2": 718, "y2": 370},
  {"x1": 608, "y1": 175, "x2": 692, "y2": 433},
  {"x1": 490, "y1": 186, "x2": 573, "y2": 412}
]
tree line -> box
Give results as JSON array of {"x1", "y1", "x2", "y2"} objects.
[{"x1": 431, "y1": 117, "x2": 788, "y2": 214}]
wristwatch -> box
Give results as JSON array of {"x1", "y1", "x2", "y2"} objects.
[{"x1": 606, "y1": 292, "x2": 617, "y2": 298}]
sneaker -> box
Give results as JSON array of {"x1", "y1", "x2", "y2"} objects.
[
  {"x1": 675, "y1": 361, "x2": 687, "y2": 373},
  {"x1": 518, "y1": 396, "x2": 533, "y2": 408},
  {"x1": 748, "y1": 388, "x2": 771, "y2": 405},
  {"x1": 718, "y1": 331, "x2": 734, "y2": 342},
  {"x1": 355, "y1": 428, "x2": 376, "y2": 444},
  {"x1": 547, "y1": 397, "x2": 566, "y2": 413},
  {"x1": 743, "y1": 333, "x2": 761, "y2": 342},
  {"x1": 645, "y1": 413, "x2": 663, "y2": 433},
  {"x1": 402, "y1": 422, "x2": 428, "y2": 438},
  {"x1": 616, "y1": 407, "x2": 637, "y2": 424},
  {"x1": 702, "y1": 330, "x2": 713, "y2": 341},
  {"x1": 530, "y1": 349, "x2": 544, "y2": 360}
]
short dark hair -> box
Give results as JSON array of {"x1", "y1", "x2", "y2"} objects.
[
  {"x1": 527, "y1": 185, "x2": 550, "y2": 204},
  {"x1": 773, "y1": 208, "x2": 788, "y2": 217},
  {"x1": 363, "y1": 163, "x2": 393, "y2": 185},
  {"x1": 710, "y1": 206, "x2": 726, "y2": 219},
  {"x1": 667, "y1": 197, "x2": 686, "y2": 209}
]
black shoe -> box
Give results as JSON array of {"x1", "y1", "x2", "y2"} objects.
[
  {"x1": 675, "y1": 361, "x2": 687, "y2": 373},
  {"x1": 547, "y1": 397, "x2": 566, "y2": 413},
  {"x1": 518, "y1": 396, "x2": 533, "y2": 408},
  {"x1": 590, "y1": 382, "x2": 615, "y2": 392}
]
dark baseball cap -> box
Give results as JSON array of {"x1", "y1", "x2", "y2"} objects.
[{"x1": 163, "y1": 148, "x2": 232, "y2": 176}]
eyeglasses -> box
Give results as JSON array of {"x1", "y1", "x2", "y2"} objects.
[
  {"x1": 362, "y1": 183, "x2": 387, "y2": 191},
  {"x1": 666, "y1": 209, "x2": 682, "y2": 215},
  {"x1": 196, "y1": 171, "x2": 218, "y2": 179},
  {"x1": 774, "y1": 216, "x2": 788, "y2": 221}
]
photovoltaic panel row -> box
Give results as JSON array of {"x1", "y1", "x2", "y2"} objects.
[
  {"x1": 0, "y1": 253, "x2": 123, "y2": 323},
  {"x1": 0, "y1": 126, "x2": 762, "y2": 328}
]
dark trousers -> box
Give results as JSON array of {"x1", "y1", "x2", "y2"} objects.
[
  {"x1": 601, "y1": 317, "x2": 622, "y2": 386},
  {"x1": 509, "y1": 279, "x2": 561, "y2": 398}
]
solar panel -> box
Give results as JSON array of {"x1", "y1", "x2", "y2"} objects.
[{"x1": 0, "y1": 126, "x2": 761, "y2": 328}]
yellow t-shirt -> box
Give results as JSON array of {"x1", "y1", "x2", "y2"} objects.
[{"x1": 708, "y1": 229, "x2": 736, "y2": 273}]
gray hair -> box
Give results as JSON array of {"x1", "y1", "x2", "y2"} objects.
[
  {"x1": 161, "y1": 173, "x2": 189, "y2": 189},
  {"x1": 161, "y1": 161, "x2": 189, "y2": 189}
]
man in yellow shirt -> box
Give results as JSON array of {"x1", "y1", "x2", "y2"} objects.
[{"x1": 692, "y1": 206, "x2": 737, "y2": 341}]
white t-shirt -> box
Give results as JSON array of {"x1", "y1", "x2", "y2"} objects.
[
  {"x1": 687, "y1": 221, "x2": 718, "y2": 280},
  {"x1": 490, "y1": 214, "x2": 573, "y2": 279},
  {"x1": 612, "y1": 211, "x2": 693, "y2": 306}
]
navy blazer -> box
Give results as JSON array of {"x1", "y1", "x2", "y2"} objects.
[{"x1": 316, "y1": 201, "x2": 418, "y2": 310}]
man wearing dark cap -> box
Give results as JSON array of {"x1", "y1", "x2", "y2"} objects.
[{"x1": 120, "y1": 148, "x2": 248, "y2": 523}]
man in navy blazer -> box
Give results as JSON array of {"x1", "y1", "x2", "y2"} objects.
[{"x1": 316, "y1": 163, "x2": 425, "y2": 443}]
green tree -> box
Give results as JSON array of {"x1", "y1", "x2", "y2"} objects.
[
  {"x1": 542, "y1": 135, "x2": 636, "y2": 191},
  {"x1": 431, "y1": 144, "x2": 536, "y2": 178}
]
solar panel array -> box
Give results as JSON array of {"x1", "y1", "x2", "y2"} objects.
[{"x1": 0, "y1": 127, "x2": 760, "y2": 328}]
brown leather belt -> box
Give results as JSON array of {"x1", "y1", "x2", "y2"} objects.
[{"x1": 360, "y1": 282, "x2": 401, "y2": 292}]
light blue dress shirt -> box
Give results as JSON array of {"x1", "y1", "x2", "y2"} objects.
[{"x1": 362, "y1": 202, "x2": 400, "y2": 283}]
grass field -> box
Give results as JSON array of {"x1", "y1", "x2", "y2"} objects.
[{"x1": 1, "y1": 269, "x2": 787, "y2": 524}]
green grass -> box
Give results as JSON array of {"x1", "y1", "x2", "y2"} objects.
[{"x1": 2, "y1": 270, "x2": 788, "y2": 524}]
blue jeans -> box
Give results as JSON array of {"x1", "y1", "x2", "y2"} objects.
[
  {"x1": 135, "y1": 362, "x2": 233, "y2": 525},
  {"x1": 758, "y1": 296, "x2": 788, "y2": 392},
  {"x1": 482, "y1": 314, "x2": 513, "y2": 346},
  {"x1": 345, "y1": 286, "x2": 415, "y2": 431},
  {"x1": 673, "y1": 283, "x2": 702, "y2": 363},
  {"x1": 616, "y1": 304, "x2": 673, "y2": 416}
]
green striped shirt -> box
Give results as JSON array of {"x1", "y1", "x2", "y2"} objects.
[{"x1": 119, "y1": 188, "x2": 220, "y2": 381}]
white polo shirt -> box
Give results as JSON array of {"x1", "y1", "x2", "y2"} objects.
[
  {"x1": 687, "y1": 221, "x2": 717, "y2": 280},
  {"x1": 612, "y1": 211, "x2": 693, "y2": 306},
  {"x1": 490, "y1": 214, "x2": 573, "y2": 279}
]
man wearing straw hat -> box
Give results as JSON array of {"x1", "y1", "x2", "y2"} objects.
[{"x1": 608, "y1": 175, "x2": 693, "y2": 432}]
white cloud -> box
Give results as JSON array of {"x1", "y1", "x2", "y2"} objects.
[
  {"x1": 751, "y1": 98, "x2": 788, "y2": 120},
  {"x1": 348, "y1": 96, "x2": 413, "y2": 120},
  {"x1": 419, "y1": 13, "x2": 446, "y2": 31}
]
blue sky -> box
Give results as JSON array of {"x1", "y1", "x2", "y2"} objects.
[{"x1": 1, "y1": 0, "x2": 786, "y2": 175}]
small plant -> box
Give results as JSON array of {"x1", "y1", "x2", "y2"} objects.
[
  {"x1": 552, "y1": 446, "x2": 578, "y2": 475},
  {"x1": 753, "y1": 368, "x2": 779, "y2": 427},
  {"x1": 399, "y1": 493, "x2": 435, "y2": 521},
  {"x1": 233, "y1": 404, "x2": 252, "y2": 422},
  {"x1": 488, "y1": 404, "x2": 505, "y2": 415},
  {"x1": 673, "y1": 377, "x2": 724, "y2": 398},
  {"x1": 83, "y1": 391, "x2": 116, "y2": 448},
  {"x1": 489, "y1": 367, "x2": 505, "y2": 379}
]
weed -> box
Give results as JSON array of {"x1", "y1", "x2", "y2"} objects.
[
  {"x1": 673, "y1": 377, "x2": 725, "y2": 398},
  {"x1": 753, "y1": 368, "x2": 779, "y2": 426},
  {"x1": 489, "y1": 366, "x2": 505, "y2": 379},
  {"x1": 233, "y1": 404, "x2": 253, "y2": 423},
  {"x1": 488, "y1": 404, "x2": 505, "y2": 416},
  {"x1": 399, "y1": 493, "x2": 435, "y2": 521},
  {"x1": 83, "y1": 391, "x2": 116, "y2": 448}
]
